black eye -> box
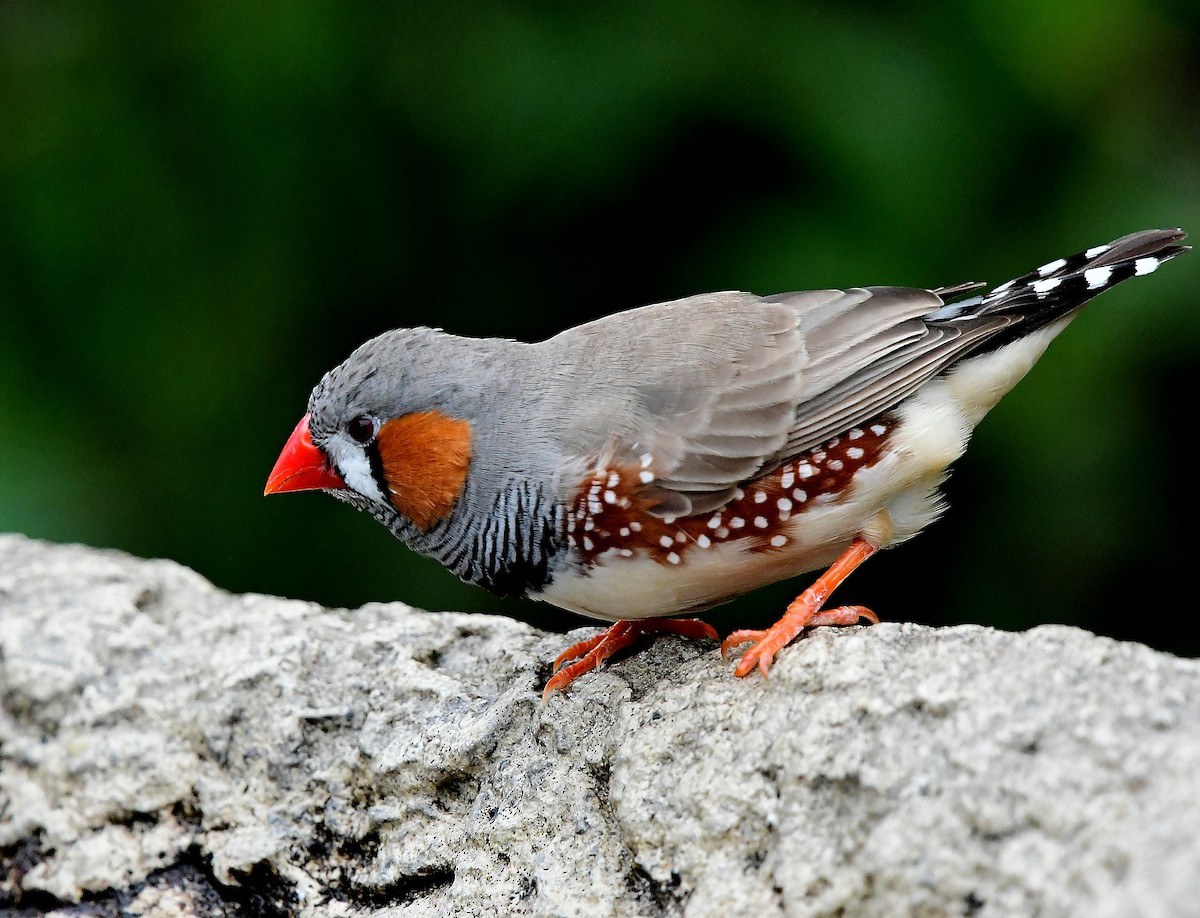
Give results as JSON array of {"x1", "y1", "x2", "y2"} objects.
[{"x1": 347, "y1": 416, "x2": 376, "y2": 444}]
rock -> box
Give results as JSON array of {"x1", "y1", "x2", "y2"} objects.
[{"x1": 1, "y1": 533, "x2": 1198, "y2": 917}]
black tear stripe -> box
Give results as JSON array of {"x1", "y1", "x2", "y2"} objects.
[{"x1": 365, "y1": 439, "x2": 390, "y2": 500}]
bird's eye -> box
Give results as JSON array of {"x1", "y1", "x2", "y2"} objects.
[{"x1": 347, "y1": 416, "x2": 376, "y2": 444}]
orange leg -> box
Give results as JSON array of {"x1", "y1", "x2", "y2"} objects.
[
  {"x1": 543, "y1": 618, "x2": 719, "y2": 698},
  {"x1": 722, "y1": 538, "x2": 879, "y2": 679}
]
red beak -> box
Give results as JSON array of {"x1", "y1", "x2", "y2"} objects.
[{"x1": 264, "y1": 414, "x2": 347, "y2": 495}]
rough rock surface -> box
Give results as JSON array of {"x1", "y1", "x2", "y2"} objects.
[{"x1": 1, "y1": 533, "x2": 1198, "y2": 917}]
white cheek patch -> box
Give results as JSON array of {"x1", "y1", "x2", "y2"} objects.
[{"x1": 328, "y1": 439, "x2": 388, "y2": 505}]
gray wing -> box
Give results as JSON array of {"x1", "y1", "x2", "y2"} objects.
[
  {"x1": 540, "y1": 292, "x2": 805, "y2": 516},
  {"x1": 539, "y1": 286, "x2": 998, "y2": 517},
  {"x1": 768, "y1": 286, "x2": 1005, "y2": 453}
]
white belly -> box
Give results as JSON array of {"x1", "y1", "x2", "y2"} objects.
[{"x1": 539, "y1": 528, "x2": 854, "y2": 621}]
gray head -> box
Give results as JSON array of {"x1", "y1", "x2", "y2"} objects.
[
  {"x1": 266, "y1": 327, "x2": 505, "y2": 533},
  {"x1": 265, "y1": 324, "x2": 564, "y2": 596}
]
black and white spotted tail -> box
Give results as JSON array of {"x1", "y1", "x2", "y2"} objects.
[{"x1": 931, "y1": 229, "x2": 1188, "y2": 346}]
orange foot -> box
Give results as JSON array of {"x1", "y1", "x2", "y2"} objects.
[
  {"x1": 722, "y1": 538, "x2": 880, "y2": 679},
  {"x1": 543, "y1": 618, "x2": 718, "y2": 698}
]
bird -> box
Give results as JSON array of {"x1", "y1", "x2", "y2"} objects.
[{"x1": 265, "y1": 228, "x2": 1187, "y2": 696}]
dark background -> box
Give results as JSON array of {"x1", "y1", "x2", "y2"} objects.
[{"x1": 2, "y1": 2, "x2": 1197, "y2": 656}]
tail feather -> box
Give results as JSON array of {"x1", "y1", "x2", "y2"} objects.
[
  {"x1": 978, "y1": 228, "x2": 1188, "y2": 315},
  {"x1": 925, "y1": 228, "x2": 1187, "y2": 345}
]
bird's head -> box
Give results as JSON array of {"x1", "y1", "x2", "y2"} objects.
[{"x1": 264, "y1": 328, "x2": 474, "y2": 532}]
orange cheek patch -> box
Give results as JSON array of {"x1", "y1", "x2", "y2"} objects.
[{"x1": 376, "y1": 412, "x2": 472, "y2": 531}]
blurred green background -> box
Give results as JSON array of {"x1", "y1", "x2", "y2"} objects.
[{"x1": 2, "y1": 2, "x2": 1197, "y2": 656}]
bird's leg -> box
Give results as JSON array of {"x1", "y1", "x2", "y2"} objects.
[
  {"x1": 722, "y1": 538, "x2": 879, "y2": 679},
  {"x1": 544, "y1": 618, "x2": 719, "y2": 698}
]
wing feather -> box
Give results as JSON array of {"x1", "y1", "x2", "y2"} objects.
[{"x1": 540, "y1": 286, "x2": 981, "y2": 516}]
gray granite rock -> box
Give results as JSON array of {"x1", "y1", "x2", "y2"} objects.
[{"x1": 1, "y1": 533, "x2": 1198, "y2": 917}]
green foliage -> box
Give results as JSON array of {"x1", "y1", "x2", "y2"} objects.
[{"x1": 2, "y1": 1, "x2": 1197, "y2": 653}]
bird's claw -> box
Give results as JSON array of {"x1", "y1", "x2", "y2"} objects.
[
  {"x1": 722, "y1": 605, "x2": 878, "y2": 680},
  {"x1": 544, "y1": 617, "x2": 718, "y2": 698},
  {"x1": 722, "y1": 629, "x2": 784, "y2": 678}
]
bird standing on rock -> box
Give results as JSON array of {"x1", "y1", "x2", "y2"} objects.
[{"x1": 266, "y1": 228, "x2": 1187, "y2": 696}]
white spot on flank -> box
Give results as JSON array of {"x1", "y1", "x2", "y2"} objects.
[
  {"x1": 1032, "y1": 277, "x2": 1062, "y2": 295},
  {"x1": 697, "y1": 534, "x2": 711, "y2": 548},
  {"x1": 871, "y1": 424, "x2": 887, "y2": 435},
  {"x1": 798, "y1": 463, "x2": 815, "y2": 479},
  {"x1": 639, "y1": 470, "x2": 655, "y2": 484},
  {"x1": 734, "y1": 488, "x2": 745, "y2": 500},
  {"x1": 567, "y1": 534, "x2": 576, "y2": 546},
  {"x1": 583, "y1": 536, "x2": 594, "y2": 551},
  {"x1": 780, "y1": 470, "x2": 795, "y2": 489},
  {"x1": 604, "y1": 490, "x2": 617, "y2": 504},
  {"x1": 662, "y1": 515, "x2": 676, "y2": 525},
  {"x1": 1135, "y1": 257, "x2": 1160, "y2": 276},
  {"x1": 567, "y1": 518, "x2": 576, "y2": 532},
  {"x1": 607, "y1": 472, "x2": 619, "y2": 488},
  {"x1": 620, "y1": 548, "x2": 633, "y2": 557},
  {"x1": 588, "y1": 498, "x2": 603, "y2": 515},
  {"x1": 793, "y1": 488, "x2": 807, "y2": 502},
  {"x1": 730, "y1": 517, "x2": 745, "y2": 529},
  {"x1": 667, "y1": 552, "x2": 681, "y2": 565},
  {"x1": 707, "y1": 515, "x2": 722, "y2": 529},
  {"x1": 676, "y1": 531, "x2": 686, "y2": 543},
  {"x1": 1038, "y1": 257, "x2": 1067, "y2": 275},
  {"x1": 754, "y1": 516, "x2": 768, "y2": 528},
  {"x1": 640, "y1": 452, "x2": 653, "y2": 468},
  {"x1": 716, "y1": 527, "x2": 730, "y2": 539},
  {"x1": 584, "y1": 520, "x2": 594, "y2": 531},
  {"x1": 629, "y1": 521, "x2": 642, "y2": 532},
  {"x1": 770, "y1": 535, "x2": 787, "y2": 547},
  {"x1": 1085, "y1": 266, "x2": 1113, "y2": 289},
  {"x1": 847, "y1": 447, "x2": 864, "y2": 460},
  {"x1": 827, "y1": 459, "x2": 844, "y2": 471},
  {"x1": 777, "y1": 497, "x2": 792, "y2": 511},
  {"x1": 754, "y1": 490, "x2": 767, "y2": 504},
  {"x1": 779, "y1": 510, "x2": 790, "y2": 522},
  {"x1": 619, "y1": 527, "x2": 630, "y2": 537},
  {"x1": 1085, "y1": 244, "x2": 1110, "y2": 258},
  {"x1": 659, "y1": 535, "x2": 674, "y2": 548},
  {"x1": 848, "y1": 428, "x2": 863, "y2": 440}
]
